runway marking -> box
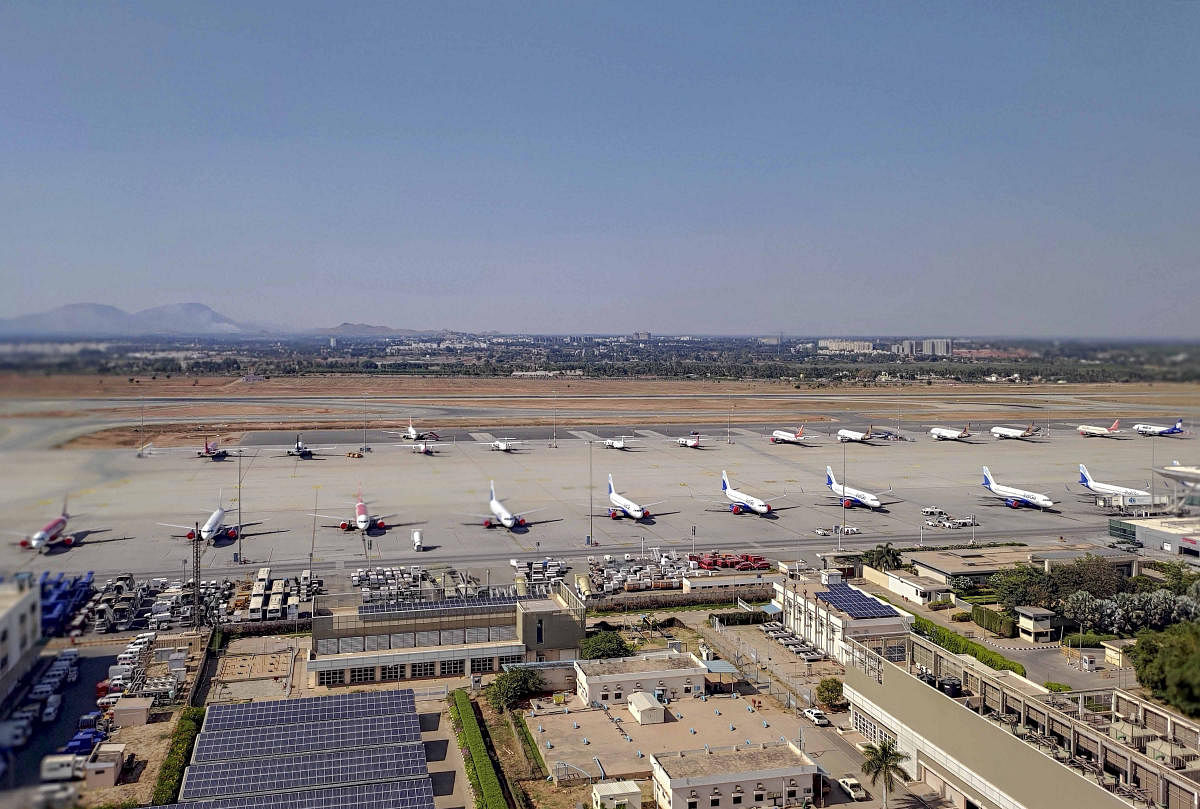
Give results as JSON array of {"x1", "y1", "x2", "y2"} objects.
[
  {"x1": 470, "y1": 432, "x2": 495, "y2": 442},
  {"x1": 569, "y1": 430, "x2": 602, "y2": 441},
  {"x1": 733, "y1": 428, "x2": 761, "y2": 437},
  {"x1": 635, "y1": 430, "x2": 668, "y2": 439}
]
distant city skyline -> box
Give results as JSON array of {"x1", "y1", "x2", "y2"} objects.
[{"x1": 1, "y1": 3, "x2": 1197, "y2": 338}]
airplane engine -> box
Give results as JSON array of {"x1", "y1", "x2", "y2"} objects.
[
  {"x1": 1005, "y1": 498, "x2": 1021, "y2": 509},
  {"x1": 19, "y1": 539, "x2": 29, "y2": 548},
  {"x1": 227, "y1": 527, "x2": 238, "y2": 538},
  {"x1": 763, "y1": 504, "x2": 772, "y2": 513},
  {"x1": 730, "y1": 504, "x2": 742, "y2": 514},
  {"x1": 609, "y1": 510, "x2": 619, "y2": 519},
  {"x1": 186, "y1": 530, "x2": 196, "y2": 540},
  {"x1": 517, "y1": 517, "x2": 527, "y2": 527},
  {"x1": 375, "y1": 520, "x2": 386, "y2": 530},
  {"x1": 842, "y1": 499, "x2": 854, "y2": 508},
  {"x1": 61, "y1": 536, "x2": 74, "y2": 546},
  {"x1": 642, "y1": 509, "x2": 650, "y2": 518},
  {"x1": 340, "y1": 521, "x2": 350, "y2": 530},
  {"x1": 483, "y1": 519, "x2": 493, "y2": 528},
  {"x1": 770, "y1": 436, "x2": 776, "y2": 443}
]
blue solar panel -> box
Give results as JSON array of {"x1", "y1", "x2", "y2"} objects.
[
  {"x1": 815, "y1": 583, "x2": 898, "y2": 619},
  {"x1": 194, "y1": 711, "x2": 423, "y2": 763},
  {"x1": 180, "y1": 743, "x2": 428, "y2": 800},
  {"x1": 204, "y1": 689, "x2": 415, "y2": 732},
  {"x1": 159, "y1": 777, "x2": 434, "y2": 809}
]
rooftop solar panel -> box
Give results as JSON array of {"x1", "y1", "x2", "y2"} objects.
[
  {"x1": 204, "y1": 688, "x2": 415, "y2": 732},
  {"x1": 815, "y1": 583, "x2": 898, "y2": 619},
  {"x1": 159, "y1": 776, "x2": 434, "y2": 809},
  {"x1": 194, "y1": 711, "x2": 423, "y2": 763},
  {"x1": 180, "y1": 742, "x2": 427, "y2": 801},
  {"x1": 357, "y1": 594, "x2": 521, "y2": 617}
]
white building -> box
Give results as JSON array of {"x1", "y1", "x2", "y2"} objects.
[
  {"x1": 650, "y1": 742, "x2": 821, "y2": 809},
  {"x1": 0, "y1": 577, "x2": 42, "y2": 703},
  {"x1": 772, "y1": 570, "x2": 911, "y2": 662},
  {"x1": 594, "y1": 780, "x2": 642, "y2": 809},
  {"x1": 627, "y1": 691, "x2": 666, "y2": 724},
  {"x1": 575, "y1": 652, "x2": 709, "y2": 706}
]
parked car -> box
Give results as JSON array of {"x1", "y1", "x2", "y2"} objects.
[
  {"x1": 803, "y1": 708, "x2": 830, "y2": 726},
  {"x1": 837, "y1": 775, "x2": 867, "y2": 800},
  {"x1": 814, "y1": 528, "x2": 830, "y2": 536}
]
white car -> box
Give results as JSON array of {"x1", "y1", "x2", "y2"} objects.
[
  {"x1": 837, "y1": 775, "x2": 867, "y2": 800},
  {"x1": 814, "y1": 528, "x2": 830, "y2": 536},
  {"x1": 803, "y1": 708, "x2": 830, "y2": 726}
]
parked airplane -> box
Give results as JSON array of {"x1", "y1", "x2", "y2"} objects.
[
  {"x1": 399, "y1": 440, "x2": 446, "y2": 455},
  {"x1": 981, "y1": 466, "x2": 1054, "y2": 509},
  {"x1": 390, "y1": 420, "x2": 440, "y2": 441},
  {"x1": 929, "y1": 424, "x2": 972, "y2": 441},
  {"x1": 274, "y1": 434, "x2": 333, "y2": 458},
  {"x1": 479, "y1": 438, "x2": 523, "y2": 452},
  {"x1": 990, "y1": 423, "x2": 1040, "y2": 440},
  {"x1": 770, "y1": 426, "x2": 816, "y2": 445},
  {"x1": 836, "y1": 425, "x2": 876, "y2": 443},
  {"x1": 674, "y1": 432, "x2": 707, "y2": 448},
  {"x1": 11, "y1": 497, "x2": 74, "y2": 552},
  {"x1": 1132, "y1": 418, "x2": 1185, "y2": 437},
  {"x1": 718, "y1": 470, "x2": 777, "y2": 515},
  {"x1": 311, "y1": 493, "x2": 393, "y2": 532},
  {"x1": 1078, "y1": 419, "x2": 1122, "y2": 438},
  {"x1": 1077, "y1": 465, "x2": 1150, "y2": 498},
  {"x1": 825, "y1": 467, "x2": 881, "y2": 509},
  {"x1": 471, "y1": 481, "x2": 544, "y2": 529},
  {"x1": 602, "y1": 436, "x2": 638, "y2": 450},
  {"x1": 193, "y1": 436, "x2": 235, "y2": 460},
  {"x1": 158, "y1": 492, "x2": 253, "y2": 541},
  {"x1": 603, "y1": 474, "x2": 663, "y2": 520}
]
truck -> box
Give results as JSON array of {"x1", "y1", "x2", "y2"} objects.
[{"x1": 40, "y1": 754, "x2": 86, "y2": 782}]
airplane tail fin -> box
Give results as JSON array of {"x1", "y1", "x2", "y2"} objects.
[
  {"x1": 1079, "y1": 464, "x2": 1092, "y2": 486},
  {"x1": 489, "y1": 480, "x2": 496, "y2": 501},
  {"x1": 1176, "y1": 418, "x2": 1184, "y2": 430},
  {"x1": 866, "y1": 424, "x2": 874, "y2": 437},
  {"x1": 62, "y1": 494, "x2": 70, "y2": 519},
  {"x1": 796, "y1": 425, "x2": 804, "y2": 438},
  {"x1": 982, "y1": 466, "x2": 994, "y2": 488},
  {"x1": 963, "y1": 423, "x2": 970, "y2": 436},
  {"x1": 721, "y1": 470, "x2": 730, "y2": 491},
  {"x1": 608, "y1": 473, "x2": 614, "y2": 495},
  {"x1": 1111, "y1": 419, "x2": 1120, "y2": 431},
  {"x1": 825, "y1": 466, "x2": 836, "y2": 488}
]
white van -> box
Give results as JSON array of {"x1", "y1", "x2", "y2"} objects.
[
  {"x1": 40, "y1": 754, "x2": 85, "y2": 782},
  {"x1": 96, "y1": 695, "x2": 121, "y2": 710},
  {"x1": 921, "y1": 507, "x2": 947, "y2": 517},
  {"x1": 116, "y1": 652, "x2": 140, "y2": 666}
]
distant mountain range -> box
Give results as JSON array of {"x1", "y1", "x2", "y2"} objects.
[{"x1": 0, "y1": 303, "x2": 430, "y2": 338}]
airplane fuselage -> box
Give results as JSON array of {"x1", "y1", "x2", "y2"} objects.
[
  {"x1": 603, "y1": 439, "x2": 627, "y2": 450},
  {"x1": 836, "y1": 429, "x2": 873, "y2": 443},
  {"x1": 1078, "y1": 466, "x2": 1149, "y2": 498},
  {"x1": 929, "y1": 426, "x2": 969, "y2": 441},
  {"x1": 771, "y1": 429, "x2": 809, "y2": 444},
  {"x1": 1132, "y1": 419, "x2": 1184, "y2": 437},
  {"x1": 981, "y1": 467, "x2": 1053, "y2": 509},
  {"x1": 609, "y1": 491, "x2": 648, "y2": 519},
  {"x1": 25, "y1": 515, "x2": 70, "y2": 551},
  {"x1": 990, "y1": 425, "x2": 1037, "y2": 440},
  {"x1": 487, "y1": 498, "x2": 520, "y2": 529}
]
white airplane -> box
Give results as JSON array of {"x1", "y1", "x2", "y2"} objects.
[
  {"x1": 389, "y1": 419, "x2": 440, "y2": 441},
  {"x1": 1077, "y1": 465, "x2": 1150, "y2": 498},
  {"x1": 674, "y1": 431, "x2": 707, "y2": 448},
  {"x1": 311, "y1": 492, "x2": 394, "y2": 532},
  {"x1": 158, "y1": 491, "x2": 254, "y2": 541},
  {"x1": 601, "y1": 436, "x2": 638, "y2": 450},
  {"x1": 398, "y1": 440, "x2": 446, "y2": 455},
  {"x1": 990, "y1": 423, "x2": 1040, "y2": 440},
  {"x1": 479, "y1": 438, "x2": 523, "y2": 452},
  {"x1": 718, "y1": 470, "x2": 777, "y2": 515},
  {"x1": 471, "y1": 481, "x2": 545, "y2": 530},
  {"x1": 825, "y1": 466, "x2": 881, "y2": 509},
  {"x1": 603, "y1": 474, "x2": 663, "y2": 520},
  {"x1": 981, "y1": 466, "x2": 1054, "y2": 509},
  {"x1": 836, "y1": 425, "x2": 877, "y2": 443},
  {"x1": 275, "y1": 434, "x2": 334, "y2": 458},
  {"x1": 1132, "y1": 418, "x2": 1185, "y2": 437},
  {"x1": 929, "y1": 424, "x2": 972, "y2": 441},
  {"x1": 1077, "y1": 419, "x2": 1122, "y2": 438},
  {"x1": 9, "y1": 497, "x2": 74, "y2": 552},
  {"x1": 770, "y1": 426, "x2": 817, "y2": 445}
]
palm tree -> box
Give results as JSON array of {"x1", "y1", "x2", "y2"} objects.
[
  {"x1": 860, "y1": 737, "x2": 910, "y2": 807},
  {"x1": 864, "y1": 542, "x2": 903, "y2": 571}
]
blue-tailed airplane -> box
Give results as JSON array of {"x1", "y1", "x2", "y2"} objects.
[
  {"x1": 981, "y1": 466, "x2": 1053, "y2": 509},
  {"x1": 1132, "y1": 418, "x2": 1185, "y2": 437}
]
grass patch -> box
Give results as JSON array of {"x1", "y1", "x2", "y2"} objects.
[
  {"x1": 451, "y1": 689, "x2": 506, "y2": 809},
  {"x1": 1044, "y1": 681, "x2": 1073, "y2": 692},
  {"x1": 151, "y1": 706, "x2": 205, "y2": 805}
]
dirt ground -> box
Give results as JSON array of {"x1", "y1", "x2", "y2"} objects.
[{"x1": 76, "y1": 709, "x2": 180, "y2": 808}]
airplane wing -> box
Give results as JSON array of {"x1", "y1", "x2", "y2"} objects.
[
  {"x1": 307, "y1": 513, "x2": 348, "y2": 521},
  {"x1": 641, "y1": 499, "x2": 669, "y2": 507},
  {"x1": 514, "y1": 506, "x2": 549, "y2": 516},
  {"x1": 156, "y1": 522, "x2": 194, "y2": 531},
  {"x1": 763, "y1": 492, "x2": 792, "y2": 501}
]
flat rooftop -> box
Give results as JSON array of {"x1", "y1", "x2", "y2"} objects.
[
  {"x1": 1124, "y1": 517, "x2": 1200, "y2": 536},
  {"x1": 887, "y1": 569, "x2": 951, "y2": 590},
  {"x1": 577, "y1": 654, "x2": 704, "y2": 677},
  {"x1": 908, "y1": 544, "x2": 1135, "y2": 575},
  {"x1": 654, "y1": 744, "x2": 815, "y2": 779}
]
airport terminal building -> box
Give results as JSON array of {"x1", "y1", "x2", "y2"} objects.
[{"x1": 305, "y1": 584, "x2": 585, "y2": 687}]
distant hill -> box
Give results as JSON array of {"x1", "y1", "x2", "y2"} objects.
[
  {"x1": 314, "y1": 323, "x2": 431, "y2": 337},
  {"x1": 0, "y1": 302, "x2": 252, "y2": 337}
]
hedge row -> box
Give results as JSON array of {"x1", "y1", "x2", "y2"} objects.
[
  {"x1": 1044, "y1": 681, "x2": 1073, "y2": 692},
  {"x1": 912, "y1": 616, "x2": 1027, "y2": 676},
  {"x1": 512, "y1": 711, "x2": 547, "y2": 777},
  {"x1": 451, "y1": 690, "x2": 506, "y2": 809},
  {"x1": 709, "y1": 611, "x2": 769, "y2": 626},
  {"x1": 1062, "y1": 632, "x2": 1118, "y2": 648},
  {"x1": 151, "y1": 706, "x2": 206, "y2": 805},
  {"x1": 970, "y1": 605, "x2": 1017, "y2": 638}
]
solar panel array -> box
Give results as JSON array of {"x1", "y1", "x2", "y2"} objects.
[
  {"x1": 203, "y1": 689, "x2": 415, "y2": 732},
  {"x1": 816, "y1": 582, "x2": 899, "y2": 619},
  {"x1": 161, "y1": 777, "x2": 434, "y2": 809},
  {"x1": 357, "y1": 594, "x2": 521, "y2": 617},
  {"x1": 193, "y1": 711, "x2": 423, "y2": 763},
  {"x1": 181, "y1": 743, "x2": 428, "y2": 801}
]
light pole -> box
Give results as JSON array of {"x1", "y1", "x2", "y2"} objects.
[
  {"x1": 237, "y1": 449, "x2": 243, "y2": 563},
  {"x1": 691, "y1": 525, "x2": 696, "y2": 557},
  {"x1": 587, "y1": 440, "x2": 593, "y2": 546},
  {"x1": 551, "y1": 390, "x2": 558, "y2": 449}
]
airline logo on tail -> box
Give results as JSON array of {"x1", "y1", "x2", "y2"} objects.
[
  {"x1": 608, "y1": 474, "x2": 615, "y2": 495},
  {"x1": 981, "y1": 466, "x2": 995, "y2": 488},
  {"x1": 826, "y1": 466, "x2": 836, "y2": 487},
  {"x1": 721, "y1": 471, "x2": 730, "y2": 491},
  {"x1": 1079, "y1": 464, "x2": 1092, "y2": 486},
  {"x1": 489, "y1": 480, "x2": 496, "y2": 501}
]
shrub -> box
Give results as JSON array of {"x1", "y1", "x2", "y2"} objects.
[
  {"x1": 581, "y1": 630, "x2": 632, "y2": 659},
  {"x1": 927, "y1": 600, "x2": 953, "y2": 611},
  {"x1": 708, "y1": 611, "x2": 769, "y2": 625},
  {"x1": 816, "y1": 677, "x2": 845, "y2": 709},
  {"x1": 951, "y1": 611, "x2": 972, "y2": 622},
  {"x1": 912, "y1": 616, "x2": 1026, "y2": 676},
  {"x1": 485, "y1": 667, "x2": 545, "y2": 711},
  {"x1": 1044, "y1": 681, "x2": 1073, "y2": 692},
  {"x1": 1062, "y1": 632, "x2": 1118, "y2": 648},
  {"x1": 451, "y1": 690, "x2": 506, "y2": 809},
  {"x1": 151, "y1": 707, "x2": 206, "y2": 805},
  {"x1": 512, "y1": 712, "x2": 547, "y2": 777},
  {"x1": 971, "y1": 605, "x2": 1017, "y2": 638}
]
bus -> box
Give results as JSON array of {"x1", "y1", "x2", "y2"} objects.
[
  {"x1": 270, "y1": 579, "x2": 285, "y2": 597},
  {"x1": 256, "y1": 567, "x2": 271, "y2": 586},
  {"x1": 248, "y1": 595, "x2": 264, "y2": 622},
  {"x1": 266, "y1": 593, "x2": 283, "y2": 621}
]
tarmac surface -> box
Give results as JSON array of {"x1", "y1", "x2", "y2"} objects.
[{"x1": 1, "y1": 402, "x2": 1192, "y2": 583}]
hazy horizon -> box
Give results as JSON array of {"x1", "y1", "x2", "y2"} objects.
[{"x1": 2, "y1": 3, "x2": 1198, "y2": 338}]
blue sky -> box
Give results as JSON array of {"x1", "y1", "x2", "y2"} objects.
[{"x1": 1, "y1": 2, "x2": 1197, "y2": 336}]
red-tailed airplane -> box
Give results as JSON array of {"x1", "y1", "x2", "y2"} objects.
[{"x1": 11, "y1": 497, "x2": 74, "y2": 552}]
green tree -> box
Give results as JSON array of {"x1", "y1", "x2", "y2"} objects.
[
  {"x1": 580, "y1": 630, "x2": 632, "y2": 659},
  {"x1": 1155, "y1": 561, "x2": 1200, "y2": 595},
  {"x1": 860, "y1": 737, "x2": 910, "y2": 807},
  {"x1": 989, "y1": 565, "x2": 1054, "y2": 611},
  {"x1": 815, "y1": 677, "x2": 844, "y2": 709},
  {"x1": 947, "y1": 576, "x2": 975, "y2": 595},
  {"x1": 1129, "y1": 623, "x2": 1200, "y2": 718},
  {"x1": 485, "y1": 668, "x2": 546, "y2": 711},
  {"x1": 863, "y1": 543, "x2": 903, "y2": 571},
  {"x1": 1049, "y1": 555, "x2": 1125, "y2": 601}
]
